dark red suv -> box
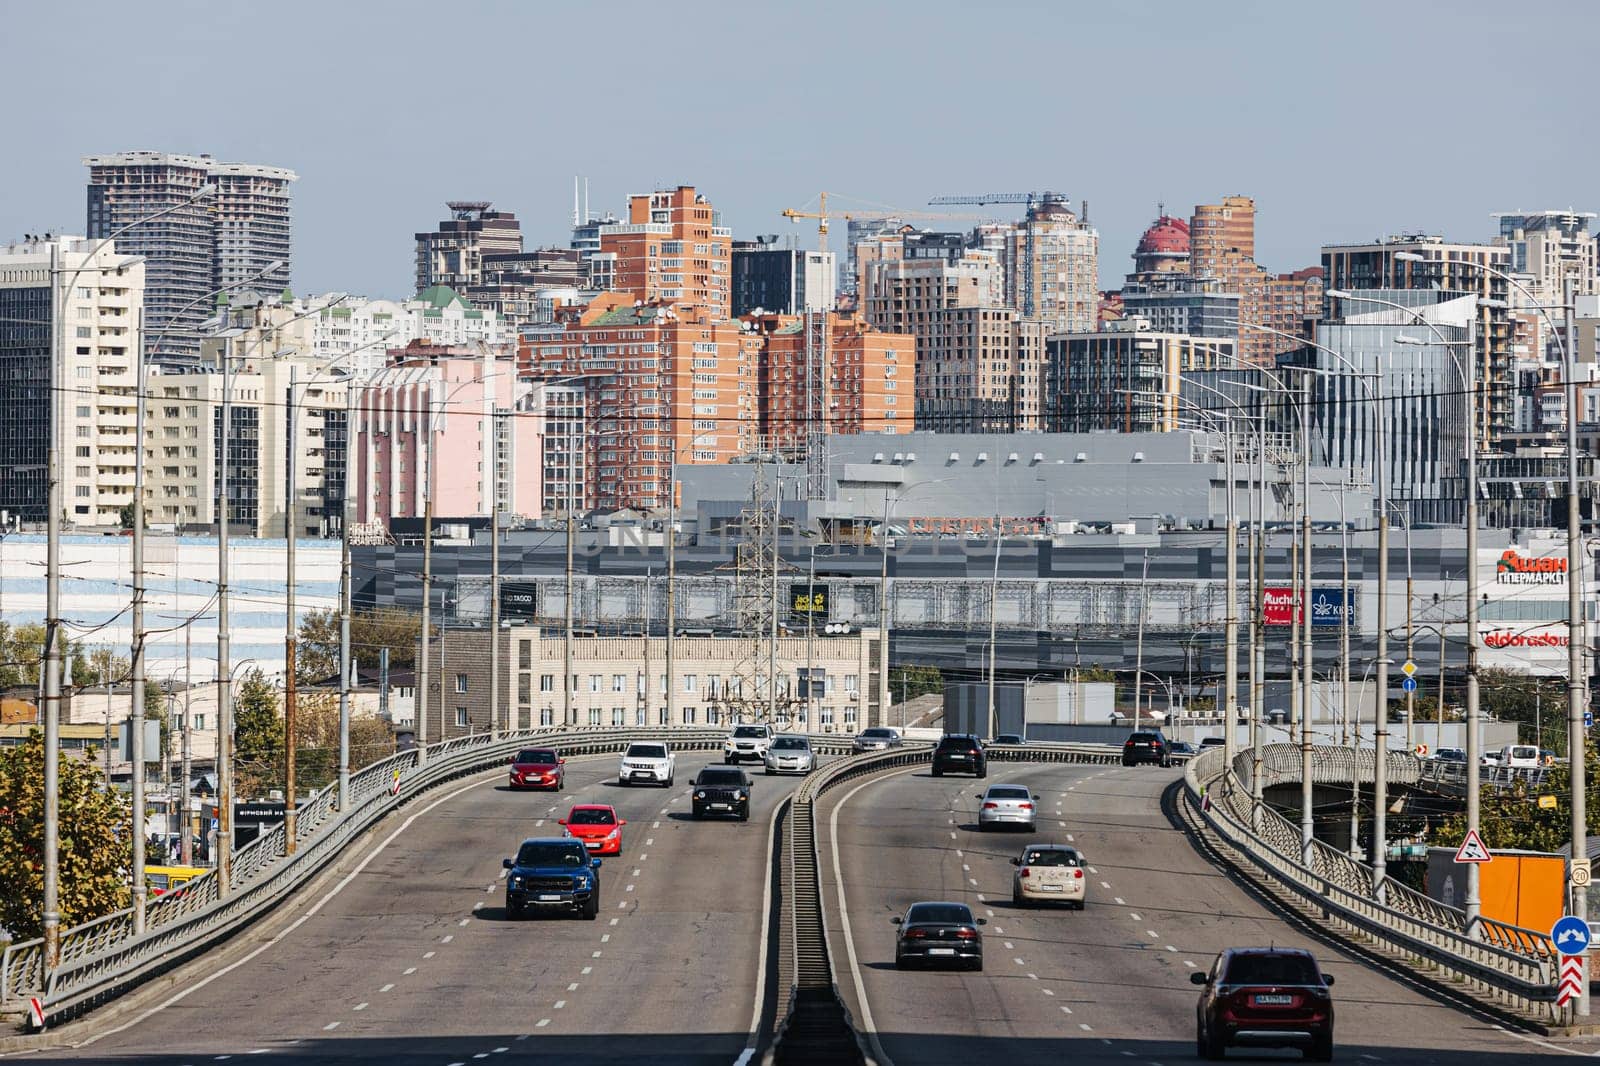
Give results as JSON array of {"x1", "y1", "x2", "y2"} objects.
[{"x1": 1191, "y1": 947, "x2": 1334, "y2": 1061}]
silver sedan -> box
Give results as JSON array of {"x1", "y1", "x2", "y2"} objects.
[
  {"x1": 764, "y1": 735, "x2": 816, "y2": 775},
  {"x1": 977, "y1": 783, "x2": 1037, "y2": 832},
  {"x1": 853, "y1": 726, "x2": 902, "y2": 753}
]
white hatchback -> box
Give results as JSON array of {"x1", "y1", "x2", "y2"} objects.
[
  {"x1": 618, "y1": 742, "x2": 675, "y2": 788},
  {"x1": 1011, "y1": 844, "x2": 1087, "y2": 909}
]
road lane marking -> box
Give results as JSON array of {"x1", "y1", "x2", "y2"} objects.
[
  {"x1": 352, "y1": 1002, "x2": 368, "y2": 1011},
  {"x1": 323, "y1": 1022, "x2": 340, "y2": 1031},
  {"x1": 404, "y1": 967, "x2": 417, "y2": 975},
  {"x1": 441, "y1": 935, "x2": 453, "y2": 944},
  {"x1": 632, "y1": 868, "x2": 641, "y2": 877},
  {"x1": 553, "y1": 1000, "x2": 566, "y2": 1009},
  {"x1": 1087, "y1": 866, "x2": 1097, "y2": 874},
  {"x1": 610, "y1": 918, "x2": 620, "y2": 925},
  {"x1": 652, "y1": 820, "x2": 661, "y2": 828},
  {"x1": 582, "y1": 966, "x2": 592, "y2": 975},
  {"x1": 1129, "y1": 913, "x2": 1141, "y2": 921},
  {"x1": 1041, "y1": 988, "x2": 1054, "y2": 996},
  {"x1": 1115, "y1": 897, "x2": 1125, "y2": 905},
  {"x1": 1166, "y1": 945, "x2": 1177, "y2": 952},
  {"x1": 423, "y1": 951, "x2": 436, "y2": 959},
  {"x1": 626, "y1": 883, "x2": 635, "y2": 892},
  {"x1": 1004, "y1": 941, "x2": 1014, "y2": 949},
  {"x1": 1101, "y1": 881, "x2": 1112, "y2": 889},
  {"x1": 1147, "y1": 930, "x2": 1159, "y2": 938},
  {"x1": 379, "y1": 983, "x2": 394, "y2": 992},
  {"x1": 1078, "y1": 1023, "x2": 1092, "y2": 1031},
  {"x1": 1061, "y1": 1006, "x2": 1073, "y2": 1014},
  {"x1": 567, "y1": 983, "x2": 580, "y2": 991},
  {"x1": 535, "y1": 1020, "x2": 550, "y2": 1028},
  {"x1": 458, "y1": 918, "x2": 470, "y2": 926},
  {"x1": 1014, "y1": 957, "x2": 1025, "y2": 966},
  {"x1": 593, "y1": 950, "x2": 603, "y2": 957},
  {"x1": 601, "y1": 934, "x2": 611, "y2": 943}
]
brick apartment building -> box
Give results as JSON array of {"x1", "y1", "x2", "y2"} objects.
[{"x1": 599, "y1": 186, "x2": 733, "y2": 319}]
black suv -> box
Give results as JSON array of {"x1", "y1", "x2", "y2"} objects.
[
  {"x1": 931, "y1": 734, "x2": 987, "y2": 778},
  {"x1": 1122, "y1": 730, "x2": 1171, "y2": 767},
  {"x1": 692, "y1": 766, "x2": 753, "y2": 820}
]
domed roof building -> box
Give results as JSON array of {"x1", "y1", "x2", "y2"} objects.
[{"x1": 1132, "y1": 210, "x2": 1190, "y2": 276}]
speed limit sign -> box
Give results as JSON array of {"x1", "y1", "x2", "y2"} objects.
[{"x1": 1573, "y1": 858, "x2": 1592, "y2": 888}]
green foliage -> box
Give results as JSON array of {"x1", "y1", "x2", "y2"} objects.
[
  {"x1": 234, "y1": 669, "x2": 284, "y2": 799},
  {"x1": 296, "y1": 608, "x2": 423, "y2": 685},
  {"x1": 0, "y1": 732, "x2": 132, "y2": 941},
  {"x1": 1077, "y1": 665, "x2": 1116, "y2": 684},
  {"x1": 889, "y1": 664, "x2": 943, "y2": 701},
  {"x1": 1435, "y1": 747, "x2": 1600, "y2": 853},
  {"x1": 1476, "y1": 668, "x2": 1569, "y2": 752},
  {"x1": 0, "y1": 623, "x2": 91, "y2": 693},
  {"x1": 288, "y1": 691, "x2": 393, "y2": 793}
]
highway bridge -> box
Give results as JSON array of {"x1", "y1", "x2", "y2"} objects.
[{"x1": 6, "y1": 750, "x2": 1597, "y2": 1064}]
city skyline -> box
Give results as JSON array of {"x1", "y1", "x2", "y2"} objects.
[{"x1": 5, "y1": 0, "x2": 1597, "y2": 300}]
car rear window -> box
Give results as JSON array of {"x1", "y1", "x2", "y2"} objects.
[
  {"x1": 987, "y1": 786, "x2": 1030, "y2": 799},
  {"x1": 1224, "y1": 954, "x2": 1320, "y2": 985},
  {"x1": 515, "y1": 750, "x2": 557, "y2": 764},
  {"x1": 937, "y1": 736, "x2": 976, "y2": 749},
  {"x1": 1021, "y1": 848, "x2": 1079, "y2": 867},
  {"x1": 1510, "y1": 746, "x2": 1538, "y2": 759},
  {"x1": 568, "y1": 808, "x2": 616, "y2": 825},
  {"x1": 1128, "y1": 732, "x2": 1163, "y2": 743},
  {"x1": 626, "y1": 744, "x2": 667, "y2": 759},
  {"x1": 906, "y1": 903, "x2": 973, "y2": 925}
]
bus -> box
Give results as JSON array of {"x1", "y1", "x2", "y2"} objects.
[{"x1": 145, "y1": 864, "x2": 208, "y2": 897}]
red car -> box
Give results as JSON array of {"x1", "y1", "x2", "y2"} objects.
[
  {"x1": 509, "y1": 748, "x2": 565, "y2": 791},
  {"x1": 559, "y1": 804, "x2": 626, "y2": 855},
  {"x1": 1192, "y1": 947, "x2": 1334, "y2": 1061}
]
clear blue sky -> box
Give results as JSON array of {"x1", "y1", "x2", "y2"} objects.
[{"x1": 8, "y1": 0, "x2": 1596, "y2": 297}]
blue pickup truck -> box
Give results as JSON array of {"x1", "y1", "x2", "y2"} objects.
[{"x1": 503, "y1": 837, "x2": 601, "y2": 920}]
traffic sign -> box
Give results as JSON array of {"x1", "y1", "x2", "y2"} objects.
[
  {"x1": 389, "y1": 768, "x2": 403, "y2": 797},
  {"x1": 1402, "y1": 660, "x2": 1417, "y2": 678},
  {"x1": 1554, "y1": 915, "x2": 1592, "y2": 954},
  {"x1": 209, "y1": 817, "x2": 219, "y2": 832},
  {"x1": 1559, "y1": 955, "x2": 1586, "y2": 1006},
  {"x1": 1454, "y1": 829, "x2": 1493, "y2": 865},
  {"x1": 1401, "y1": 677, "x2": 1418, "y2": 694},
  {"x1": 1587, "y1": 710, "x2": 1595, "y2": 729},
  {"x1": 1573, "y1": 858, "x2": 1592, "y2": 888},
  {"x1": 1413, "y1": 743, "x2": 1429, "y2": 757},
  {"x1": 27, "y1": 996, "x2": 44, "y2": 1031}
]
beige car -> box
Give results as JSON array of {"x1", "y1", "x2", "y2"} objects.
[{"x1": 1010, "y1": 844, "x2": 1087, "y2": 909}]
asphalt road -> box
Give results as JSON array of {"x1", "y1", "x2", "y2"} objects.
[
  {"x1": 818, "y1": 759, "x2": 1600, "y2": 1065},
  {"x1": 14, "y1": 752, "x2": 801, "y2": 1065}
]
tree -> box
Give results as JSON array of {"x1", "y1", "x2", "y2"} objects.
[
  {"x1": 296, "y1": 608, "x2": 423, "y2": 685},
  {"x1": 291, "y1": 690, "x2": 392, "y2": 793},
  {"x1": 1435, "y1": 750, "x2": 1600, "y2": 853},
  {"x1": 888, "y1": 664, "x2": 943, "y2": 702},
  {"x1": 234, "y1": 669, "x2": 283, "y2": 800},
  {"x1": 0, "y1": 732, "x2": 132, "y2": 941},
  {"x1": 1476, "y1": 669, "x2": 1568, "y2": 752},
  {"x1": 0, "y1": 623, "x2": 91, "y2": 693},
  {"x1": 1078, "y1": 665, "x2": 1117, "y2": 684}
]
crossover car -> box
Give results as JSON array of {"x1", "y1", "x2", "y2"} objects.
[
  {"x1": 503, "y1": 837, "x2": 600, "y2": 920},
  {"x1": 892, "y1": 901, "x2": 985, "y2": 971},
  {"x1": 991, "y1": 733, "x2": 1024, "y2": 746},
  {"x1": 692, "y1": 766, "x2": 753, "y2": 820},
  {"x1": 764, "y1": 735, "x2": 816, "y2": 775},
  {"x1": 559, "y1": 804, "x2": 626, "y2": 855},
  {"x1": 1011, "y1": 844, "x2": 1086, "y2": 908},
  {"x1": 1168, "y1": 740, "x2": 1197, "y2": 758},
  {"x1": 1192, "y1": 946, "x2": 1334, "y2": 1061},
  {"x1": 1122, "y1": 730, "x2": 1171, "y2": 767},
  {"x1": 724, "y1": 723, "x2": 775, "y2": 764},
  {"x1": 508, "y1": 748, "x2": 565, "y2": 791},
  {"x1": 931, "y1": 734, "x2": 987, "y2": 777},
  {"x1": 1198, "y1": 737, "x2": 1227, "y2": 751},
  {"x1": 852, "y1": 726, "x2": 903, "y2": 753},
  {"x1": 617, "y1": 741, "x2": 675, "y2": 787},
  {"x1": 977, "y1": 783, "x2": 1036, "y2": 832}
]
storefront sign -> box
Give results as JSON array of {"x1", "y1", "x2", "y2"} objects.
[
  {"x1": 1496, "y1": 550, "x2": 1567, "y2": 585},
  {"x1": 1262, "y1": 586, "x2": 1300, "y2": 626},
  {"x1": 1309, "y1": 587, "x2": 1354, "y2": 628},
  {"x1": 791, "y1": 585, "x2": 830, "y2": 616}
]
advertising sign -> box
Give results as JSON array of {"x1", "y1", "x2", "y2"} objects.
[
  {"x1": 500, "y1": 582, "x2": 540, "y2": 618},
  {"x1": 1309, "y1": 587, "x2": 1354, "y2": 628},
  {"x1": 791, "y1": 584, "x2": 829, "y2": 616},
  {"x1": 1496, "y1": 550, "x2": 1567, "y2": 586},
  {"x1": 1262, "y1": 586, "x2": 1300, "y2": 626}
]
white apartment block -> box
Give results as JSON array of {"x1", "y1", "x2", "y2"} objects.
[{"x1": 0, "y1": 236, "x2": 145, "y2": 527}]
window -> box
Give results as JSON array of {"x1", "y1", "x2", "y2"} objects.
[
  {"x1": 684, "y1": 674, "x2": 697, "y2": 693},
  {"x1": 845, "y1": 674, "x2": 859, "y2": 693},
  {"x1": 518, "y1": 709, "x2": 531, "y2": 730},
  {"x1": 455, "y1": 673, "x2": 468, "y2": 694},
  {"x1": 635, "y1": 706, "x2": 647, "y2": 726},
  {"x1": 589, "y1": 675, "x2": 601, "y2": 693},
  {"x1": 612, "y1": 674, "x2": 625, "y2": 693},
  {"x1": 455, "y1": 707, "x2": 468, "y2": 727},
  {"x1": 517, "y1": 675, "x2": 531, "y2": 704},
  {"x1": 706, "y1": 706, "x2": 720, "y2": 726},
  {"x1": 193, "y1": 714, "x2": 206, "y2": 731},
  {"x1": 540, "y1": 707, "x2": 554, "y2": 727},
  {"x1": 519, "y1": 641, "x2": 532, "y2": 670},
  {"x1": 821, "y1": 707, "x2": 834, "y2": 727},
  {"x1": 612, "y1": 707, "x2": 626, "y2": 726},
  {"x1": 587, "y1": 708, "x2": 601, "y2": 726},
  {"x1": 540, "y1": 673, "x2": 554, "y2": 692},
  {"x1": 658, "y1": 705, "x2": 670, "y2": 726},
  {"x1": 844, "y1": 705, "x2": 858, "y2": 728},
  {"x1": 707, "y1": 674, "x2": 721, "y2": 698},
  {"x1": 683, "y1": 706, "x2": 696, "y2": 725}
]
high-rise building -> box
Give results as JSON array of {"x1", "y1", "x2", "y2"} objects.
[
  {"x1": 731, "y1": 237, "x2": 836, "y2": 316},
  {"x1": 84, "y1": 151, "x2": 295, "y2": 357},
  {"x1": 751, "y1": 312, "x2": 911, "y2": 447},
  {"x1": 1044, "y1": 318, "x2": 1238, "y2": 433},
  {"x1": 414, "y1": 202, "x2": 522, "y2": 294},
  {"x1": 1189, "y1": 195, "x2": 1321, "y2": 363},
  {"x1": 1322, "y1": 235, "x2": 1512, "y2": 444},
  {"x1": 599, "y1": 186, "x2": 732, "y2": 318},
  {"x1": 1494, "y1": 210, "x2": 1598, "y2": 305},
  {"x1": 1003, "y1": 193, "x2": 1098, "y2": 332},
  {"x1": 0, "y1": 236, "x2": 144, "y2": 526}
]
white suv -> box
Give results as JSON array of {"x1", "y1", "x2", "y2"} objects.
[
  {"x1": 618, "y1": 742, "x2": 675, "y2": 787},
  {"x1": 723, "y1": 723, "x2": 775, "y2": 764}
]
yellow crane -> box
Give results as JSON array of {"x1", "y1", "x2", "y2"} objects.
[{"x1": 781, "y1": 192, "x2": 986, "y2": 253}]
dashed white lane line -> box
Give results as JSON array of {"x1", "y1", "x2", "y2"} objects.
[
  {"x1": 458, "y1": 917, "x2": 470, "y2": 926},
  {"x1": 632, "y1": 868, "x2": 642, "y2": 877},
  {"x1": 1165, "y1": 945, "x2": 1177, "y2": 953},
  {"x1": 626, "y1": 883, "x2": 636, "y2": 892},
  {"x1": 968, "y1": 877, "x2": 978, "y2": 886},
  {"x1": 1060, "y1": 1005, "x2": 1073, "y2": 1014},
  {"x1": 949, "y1": 831, "x2": 958, "y2": 840},
  {"x1": 1026, "y1": 972, "x2": 1038, "y2": 980},
  {"x1": 1146, "y1": 930, "x2": 1159, "y2": 938},
  {"x1": 484, "y1": 883, "x2": 495, "y2": 892},
  {"x1": 593, "y1": 950, "x2": 603, "y2": 958},
  {"x1": 472, "y1": 900, "x2": 484, "y2": 910},
  {"x1": 1129, "y1": 913, "x2": 1141, "y2": 921},
  {"x1": 567, "y1": 982, "x2": 580, "y2": 991},
  {"x1": 535, "y1": 1019, "x2": 550, "y2": 1029},
  {"x1": 535, "y1": 819, "x2": 545, "y2": 827},
  {"x1": 352, "y1": 1002, "x2": 368, "y2": 1012},
  {"x1": 658, "y1": 807, "x2": 669, "y2": 815},
  {"x1": 1101, "y1": 881, "x2": 1112, "y2": 889},
  {"x1": 1087, "y1": 866, "x2": 1098, "y2": 874},
  {"x1": 581, "y1": 966, "x2": 593, "y2": 975},
  {"x1": 962, "y1": 863, "x2": 971, "y2": 872},
  {"x1": 955, "y1": 848, "x2": 964, "y2": 857},
  {"x1": 1066, "y1": 834, "x2": 1074, "y2": 842},
  {"x1": 1041, "y1": 988, "x2": 1055, "y2": 996},
  {"x1": 1183, "y1": 960, "x2": 1197, "y2": 969},
  {"x1": 441, "y1": 934, "x2": 454, "y2": 944},
  {"x1": 554, "y1": 1000, "x2": 567, "y2": 1009},
  {"x1": 1114, "y1": 897, "x2": 1126, "y2": 905},
  {"x1": 652, "y1": 820, "x2": 661, "y2": 829},
  {"x1": 323, "y1": 1022, "x2": 340, "y2": 1031},
  {"x1": 404, "y1": 967, "x2": 417, "y2": 975},
  {"x1": 1078, "y1": 1022, "x2": 1092, "y2": 1031},
  {"x1": 601, "y1": 934, "x2": 611, "y2": 943},
  {"x1": 618, "y1": 901, "x2": 628, "y2": 909},
  {"x1": 379, "y1": 983, "x2": 395, "y2": 993},
  {"x1": 423, "y1": 950, "x2": 436, "y2": 959}
]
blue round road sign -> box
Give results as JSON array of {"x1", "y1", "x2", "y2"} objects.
[
  {"x1": 1401, "y1": 677, "x2": 1417, "y2": 693},
  {"x1": 1552, "y1": 914, "x2": 1592, "y2": 953}
]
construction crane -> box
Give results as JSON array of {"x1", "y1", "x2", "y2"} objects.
[
  {"x1": 782, "y1": 192, "x2": 987, "y2": 253},
  {"x1": 928, "y1": 191, "x2": 1068, "y2": 316}
]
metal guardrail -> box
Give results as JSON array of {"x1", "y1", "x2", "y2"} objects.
[
  {"x1": 766, "y1": 740, "x2": 1124, "y2": 1063},
  {"x1": 1413, "y1": 759, "x2": 1554, "y2": 795},
  {"x1": 0, "y1": 726, "x2": 739, "y2": 1022},
  {"x1": 1234, "y1": 743, "x2": 1426, "y2": 795},
  {"x1": 1186, "y1": 746, "x2": 1562, "y2": 1022}
]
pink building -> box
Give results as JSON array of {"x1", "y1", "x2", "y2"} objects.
[{"x1": 354, "y1": 342, "x2": 541, "y2": 527}]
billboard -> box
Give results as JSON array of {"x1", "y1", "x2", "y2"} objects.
[
  {"x1": 1495, "y1": 550, "x2": 1567, "y2": 586},
  {"x1": 1309, "y1": 587, "x2": 1354, "y2": 628},
  {"x1": 500, "y1": 582, "x2": 540, "y2": 618},
  {"x1": 1262, "y1": 586, "x2": 1300, "y2": 626},
  {"x1": 791, "y1": 584, "x2": 829, "y2": 616}
]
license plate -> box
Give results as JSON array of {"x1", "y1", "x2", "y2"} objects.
[
  {"x1": 710, "y1": 803, "x2": 729, "y2": 810},
  {"x1": 1253, "y1": 994, "x2": 1294, "y2": 1005},
  {"x1": 538, "y1": 894, "x2": 561, "y2": 902},
  {"x1": 1037, "y1": 884, "x2": 1063, "y2": 892},
  {"x1": 928, "y1": 948, "x2": 956, "y2": 956},
  {"x1": 584, "y1": 841, "x2": 601, "y2": 849}
]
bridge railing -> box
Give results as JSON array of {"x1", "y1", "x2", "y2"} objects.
[
  {"x1": 0, "y1": 726, "x2": 739, "y2": 1022},
  {"x1": 1187, "y1": 745, "x2": 1561, "y2": 1021}
]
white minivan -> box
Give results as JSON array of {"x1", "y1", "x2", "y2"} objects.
[{"x1": 1492, "y1": 744, "x2": 1541, "y2": 770}]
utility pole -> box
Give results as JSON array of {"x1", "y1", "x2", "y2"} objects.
[
  {"x1": 1563, "y1": 273, "x2": 1588, "y2": 1015},
  {"x1": 43, "y1": 242, "x2": 62, "y2": 969},
  {"x1": 1252, "y1": 421, "x2": 1268, "y2": 825},
  {"x1": 1298, "y1": 374, "x2": 1315, "y2": 862},
  {"x1": 563, "y1": 433, "x2": 575, "y2": 727},
  {"x1": 1134, "y1": 550, "x2": 1149, "y2": 731},
  {"x1": 130, "y1": 308, "x2": 148, "y2": 932},
  {"x1": 666, "y1": 457, "x2": 676, "y2": 729},
  {"x1": 768, "y1": 463, "x2": 780, "y2": 724},
  {"x1": 1464, "y1": 301, "x2": 1484, "y2": 937},
  {"x1": 217, "y1": 333, "x2": 234, "y2": 896},
  {"x1": 1223, "y1": 418, "x2": 1238, "y2": 769},
  {"x1": 489, "y1": 408, "x2": 501, "y2": 741},
  {"x1": 284, "y1": 365, "x2": 298, "y2": 853},
  {"x1": 641, "y1": 567, "x2": 652, "y2": 726},
  {"x1": 985, "y1": 508, "x2": 1001, "y2": 741},
  {"x1": 181, "y1": 621, "x2": 192, "y2": 866},
  {"x1": 1373, "y1": 371, "x2": 1391, "y2": 900},
  {"x1": 415, "y1": 375, "x2": 432, "y2": 765},
  {"x1": 879, "y1": 490, "x2": 891, "y2": 729}
]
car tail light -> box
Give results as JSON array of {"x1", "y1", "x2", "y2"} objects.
[
  {"x1": 983, "y1": 802, "x2": 999, "y2": 809},
  {"x1": 1019, "y1": 867, "x2": 1030, "y2": 878},
  {"x1": 969, "y1": 748, "x2": 980, "y2": 755},
  {"x1": 1073, "y1": 869, "x2": 1084, "y2": 879},
  {"x1": 1019, "y1": 803, "x2": 1033, "y2": 810},
  {"x1": 955, "y1": 928, "x2": 978, "y2": 940},
  {"x1": 905, "y1": 928, "x2": 927, "y2": 939}
]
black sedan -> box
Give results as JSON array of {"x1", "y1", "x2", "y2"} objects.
[{"x1": 892, "y1": 901, "x2": 986, "y2": 971}]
